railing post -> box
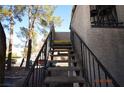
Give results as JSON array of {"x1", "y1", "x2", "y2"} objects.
[
  {"x1": 92, "y1": 57, "x2": 96, "y2": 87},
  {"x1": 80, "y1": 39, "x2": 84, "y2": 78},
  {"x1": 88, "y1": 51, "x2": 92, "y2": 86},
  {"x1": 44, "y1": 42, "x2": 47, "y2": 68},
  {"x1": 71, "y1": 30, "x2": 75, "y2": 50},
  {"x1": 97, "y1": 64, "x2": 101, "y2": 87}
]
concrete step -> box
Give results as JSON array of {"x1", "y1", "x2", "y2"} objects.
[
  {"x1": 50, "y1": 49, "x2": 72, "y2": 52},
  {"x1": 52, "y1": 60, "x2": 77, "y2": 63},
  {"x1": 47, "y1": 66, "x2": 80, "y2": 72},
  {"x1": 51, "y1": 53, "x2": 76, "y2": 57},
  {"x1": 52, "y1": 60, "x2": 69, "y2": 63},
  {"x1": 53, "y1": 43, "x2": 72, "y2": 46},
  {"x1": 51, "y1": 54, "x2": 69, "y2": 57},
  {"x1": 44, "y1": 76, "x2": 84, "y2": 84},
  {"x1": 51, "y1": 48, "x2": 74, "y2": 53},
  {"x1": 53, "y1": 46, "x2": 72, "y2": 49},
  {"x1": 53, "y1": 40, "x2": 71, "y2": 45}
]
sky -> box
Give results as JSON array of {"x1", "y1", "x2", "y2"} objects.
[
  {"x1": 2, "y1": 5, "x2": 73, "y2": 55},
  {"x1": 54, "y1": 5, "x2": 73, "y2": 32}
]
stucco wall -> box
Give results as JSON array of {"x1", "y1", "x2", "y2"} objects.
[
  {"x1": 116, "y1": 5, "x2": 124, "y2": 23},
  {"x1": 55, "y1": 32, "x2": 70, "y2": 41},
  {"x1": 71, "y1": 5, "x2": 124, "y2": 86}
]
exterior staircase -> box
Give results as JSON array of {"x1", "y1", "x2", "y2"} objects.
[
  {"x1": 23, "y1": 23, "x2": 120, "y2": 87},
  {"x1": 44, "y1": 40, "x2": 84, "y2": 87}
]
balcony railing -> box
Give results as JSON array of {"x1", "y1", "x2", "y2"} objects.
[
  {"x1": 90, "y1": 5, "x2": 123, "y2": 28},
  {"x1": 70, "y1": 27, "x2": 120, "y2": 87}
]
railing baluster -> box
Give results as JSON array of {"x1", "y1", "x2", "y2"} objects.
[
  {"x1": 82, "y1": 44, "x2": 85, "y2": 78},
  {"x1": 32, "y1": 68, "x2": 34, "y2": 87},
  {"x1": 84, "y1": 47, "x2": 89, "y2": 85},
  {"x1": 36, "y1": 61, "x2": 38, "y2": 86},
  {"x1": 88, "y1": 51, "x2": 92, "y2": 86},
  {"x1": 98, "y1": 64, "x2": 101, "y2": 87},
  {"x1": 80, "y1": 41, "x2": 84, "y2": 77},
  {"x1": 92, "y1": 57, "x2": 96, "y2": 87},
  {"x1": 105, "y1": 73, "x2": 108, "y2": 87},
  {"x1": 83, "y1": 46, "x2": 86, "y2": 79}
]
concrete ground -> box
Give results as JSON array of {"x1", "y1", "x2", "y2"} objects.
[{"x1": 4, "y1": 67, "x2": 29, "y2": 87}]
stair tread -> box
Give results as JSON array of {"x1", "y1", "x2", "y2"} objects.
[
  {"x1": 53, "y1": 46, "x2": 72, "y2": 49},
  {"x1": 53, "y1": 43, "x2": 72, "y2": 46},
  {"x1": 51, "y1": 50, "x2": 69, "y2": 52},
  {"x1": 52, "y1": 60, "x2": 77, "y2": 63},
  {"x1": 51, "y1": 49, "x2": 73, "y2": 52},
  {"x1": 51, "y1": 54, "x2": 68, "y2": 56},
  {"x1": 54, "y1": 49, "x2": 73, "y2": 50},
  {"x1": 44, "y1": 76, "x2": 84, "y2": 83},
  {"x1": 47, "y1": 66, "x2": 80, "y2": 71},
  {"x1": 53, "y1": 45, "x2": 72, "y2": 47},
  {"x1": 53, "y1": 60, "x2": 69, "y2": 63},
  {"x1": 53, "y1": 40, "x2": 71, "y2": 43},
  {"x1": 53, "y1": 40, "x2": 72, "y2": 46}
]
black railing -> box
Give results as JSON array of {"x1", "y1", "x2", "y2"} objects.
[
  {"x1": 23, "y1": 24, "x2": 55, "y2": 87},
  {"x1": 71, "y1": 28, "x2": 120, "y2": 87}
]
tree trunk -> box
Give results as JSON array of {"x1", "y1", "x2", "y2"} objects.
[
  {"x1": 20, "y1": 41, "x2": 27, "y2": 67},
  {"x1": 25, "y1": 6, "x2": 38, "y2": 69},
  {"x1": 25, "y1": 6, "x2": 32, "y2": 69},
  {"x1": 26, "y1": 39, "x2": 32, "y2": 69},
  {"x1": 0, "y1": 22, "x2": 6, "y2": 85},
  {"x1": 7, "y1": 14, "x2": 14, "y2": 70}
]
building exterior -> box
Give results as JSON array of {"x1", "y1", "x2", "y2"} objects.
[{"x1": 70, "y1": 5, "x2": 124, "y2": 86}]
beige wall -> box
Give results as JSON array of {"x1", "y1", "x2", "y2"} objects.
[
  {"x1": 71, "y1": 5, "x2": 124, "y2": 86},
  {"x1": 55, "y1": 32, "x2": 70, "y2": 41},
  {"x1": 116, "y1": 5, "x2": 124, "y2": 23}
]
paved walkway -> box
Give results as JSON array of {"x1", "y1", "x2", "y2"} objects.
[{"x1": 4, "y1": 67, "x2": 29, "y2": 87}]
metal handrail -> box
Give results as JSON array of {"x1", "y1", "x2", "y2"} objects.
[
  {"x1": 23, "y1": 24, "x2": 54, "y2": 87},
  {"x1": 70, "y1": 27, "x2": 120, "y2": 87}
]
